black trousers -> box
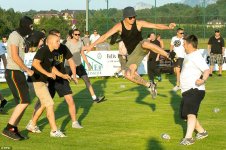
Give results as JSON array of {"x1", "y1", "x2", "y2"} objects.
[{"x1": 147, "y1": 59, "x2": 160, "y2": 83}]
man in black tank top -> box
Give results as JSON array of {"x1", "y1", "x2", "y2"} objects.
[{"x1": 85, "y1": 6, "x2": 176, "y2": 99}]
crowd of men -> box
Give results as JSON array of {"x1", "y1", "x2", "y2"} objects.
[{"x1": 0, "y1": 6, "x2": 225, "y2": 146}]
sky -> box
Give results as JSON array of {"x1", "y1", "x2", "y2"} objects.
[{"x1": 0, "y1": 0, "x2": 181, "y2": 12}]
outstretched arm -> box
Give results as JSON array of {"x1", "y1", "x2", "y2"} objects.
[
  {"x1": 138, "y1": 20, "x2": 176, "y2": 30},
  {"x1": 86, "y1": 23, "x2": 121, "y2": 51}
]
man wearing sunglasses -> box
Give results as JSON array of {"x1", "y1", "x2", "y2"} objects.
[
  {"x1": 170, "y1": 28, "x2": 186, "y2": 92},
  {"x1": 85, "y1": 6, "x2": 176, "y2": 99}
]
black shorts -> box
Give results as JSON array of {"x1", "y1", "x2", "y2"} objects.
[
  {"x1": 173, "y1": 58, "x2": 184, "y2": 68},
  {"x1": 65, "y1": 64, "x2": 87, "y2": 78},
  {"x1": 48, "y1": 79, "x2": 72, "y2": 98},
  {"x1": 5, "y1": 69, "x2": 30, "y2": 104},
  {"x1": 180, "y1": 88, "x2": 205, "y2": 119}
]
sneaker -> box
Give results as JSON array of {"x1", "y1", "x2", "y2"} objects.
[
  {"x1": 50, "y1": 130, "x2": 66, "y2": 138},
  {"x1": 0, "y1": 99, "x2": 8, "y2": 110},
  {"x1": 2, "y1": 127, "x2": 22, "y2": 141},
  {"x1": 172, "y1": 86, "x2": 180, "y2": 92},
  {"x1": 180, "y1": 138, "x2": 195, "y2": 145},
  {"x1": 148, "y1": 82, "x2": 157, "y2": 99},
  {"x1": 93, "y1": 96, "x2": 105, "y2": 103},
  {"x1": 209, "y1": 74, "x2": 213, "y2": 77},
  {"x1": 72, "y1": 121, "x2": 83, "y2": 129},
  {"x1": 114, "y1": 73, "x2": 119, "y2": 78},
  {"x1": 16, "y1": 132, "x2": 28, "y2": 140},
  {"x1": 196, "y1": 130, "x2": 208, "y2": 140},
  {"x1": 218, "y1": 74, "x2": 222, "y2": 77},
  {"x1": 26, "y1": 120, "x2": 41, "y2": 133}
]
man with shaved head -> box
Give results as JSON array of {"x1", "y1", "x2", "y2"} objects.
[{"x1": 27, "y1": 33, "x2": 71, "y2": 137}]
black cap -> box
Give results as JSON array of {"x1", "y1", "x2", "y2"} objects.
[
  {"x1": 215, "y1": 29, "x2": 220, "y2": 32},
  {"x1": 123, "y1": 7, "x2": 136, "y2": 18}
]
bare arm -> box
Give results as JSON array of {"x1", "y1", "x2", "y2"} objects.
[
  {"x1": 67, "y1": 58, "x2": 78, "y2": 83},
  {"x1": 87, "y1": 23, "x2": 121, "y2": 51},
  {"x1": 138, "y1": 20, "x2": 176, "y2": 30},
  {"x1": 32, "y1": 59, "x2": 55, "y2": 79},
  {"x1": 81, "y1": 48, "x2": 91, "y2": 69},
  {"x1": 196, "y1": 69, "x2": 210, "y2": 86},
  {"x1": 11, "y1": 44, "x2": 33, "y2": 76},
  {"x1": 207, "y1": 44, "x2": 211, "y2": 54},
  {"x1": 52, "y1": 66, "x2": 71, "y2": 81}
]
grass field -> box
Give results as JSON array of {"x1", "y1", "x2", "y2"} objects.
[{"x1": 0, "y1": 72, "x2": 226, "y2": 150}]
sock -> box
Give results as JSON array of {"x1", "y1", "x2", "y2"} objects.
[
  {"x1": 92, "y1": 95, "x2": 97, "y2": 100},
  {"x1": 6, "y1": 123, "x2": 16, "y2": 130}
]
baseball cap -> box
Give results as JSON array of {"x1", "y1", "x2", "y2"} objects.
[
  {"x1": 123, "y1": 7, "x2": 136, "y2": 18},
  {"x1": 215, "y1": 29, "x2": 220, "y2": 33}
]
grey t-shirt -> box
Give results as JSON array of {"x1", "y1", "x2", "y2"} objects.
[
  {"x1": 65, "y1": 40, "x2": 83, "y2": 66},
  {"x1": 6, "y1": 31, "x2": 25, "y2": 70}
]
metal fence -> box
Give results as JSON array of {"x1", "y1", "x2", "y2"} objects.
[{"x1": 86, "y1": 0, "x2": 226, "y2": 39}]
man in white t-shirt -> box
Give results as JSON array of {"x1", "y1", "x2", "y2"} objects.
[
  {"x1": 170, "y1": 28, "x2": 186, "y2": 91},
  {"x1": 179, "y1": 35, "x2": 209, "y2": 145},
  {"x1": 89, "y1": 29, "x2": 100, "y2": 50}
]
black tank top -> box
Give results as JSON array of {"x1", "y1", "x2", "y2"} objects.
[{"x1": 120, "y1": 20, "x2": 143, "y2": 55}]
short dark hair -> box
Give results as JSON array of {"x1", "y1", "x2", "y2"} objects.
[
  {"x1": 49, "y1": 29, "x2": 60, "y2": 35},
  {"x1": 177, "y1": 28, "x2": 184, "y2": 32},
  {"x1": 147, "y1": 32, "x2": 155, "y2": 38},
  {"x1": 184, "y1": 35, "x2": 198, "y2": 48}
]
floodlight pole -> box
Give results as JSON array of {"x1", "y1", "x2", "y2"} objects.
[
  {"x1": 203, "y1": 0, "x2": 206, "y2": 39},
  {"x1": 106, "y1": 0, "x2": 109, "y2": 30},
  {"x1": 154, "y1": 0, "x2": 156, "y2": 34},
  {"x1": 86, "y1": 0, "x2": 89, "y2": 32}
]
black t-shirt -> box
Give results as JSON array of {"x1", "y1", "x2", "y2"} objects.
[
  {"x1": 52, "y1": 44, "x2": 73, "y2": 74},
  {"x1": 120, "y1": 20, "x2": 143, "y2": 55},
  {"x1": 148, "y1": 39, "x2": 161, "y2": 60},
  {"x1": 208, "y1": 36, "x2": 225, "y2": 54},
  {"x1": 29, "y1": 45, "x2": 55, "y2": 83}
]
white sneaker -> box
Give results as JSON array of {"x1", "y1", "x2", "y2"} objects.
[
  {"x1": 50, "y1": 130, "x2": 66, "y2": 137},
  {"x1": 172, "y1": 86, "x2": 180, "y2": 92},
  {"x1": 148, "y1": 82, "x2": 157, "y2": 99},
  {"x1": 72, "y1": 121, "x2": 83, "y2": 129},
  {"x1": 26, "y1": 120, "x2": 41, "y2": 133}
]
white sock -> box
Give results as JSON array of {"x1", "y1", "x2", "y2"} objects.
[{"x1": 92, "y1": 95, "x2": 97, "y2": 100}]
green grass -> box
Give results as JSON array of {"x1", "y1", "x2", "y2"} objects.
[{"x1": 0, "y1": 72, "x2": 226, "y2": 150}]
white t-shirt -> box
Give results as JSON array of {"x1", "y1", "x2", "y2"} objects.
[
  {"x1": 171, "y1": 36, "x2": 186, "y2": 58},
  {"x1": 90, "y1": 34, "x2": 100, "y2": 44},
  {"x1": 180, "y1": 50, "x2": 209, "y2": 93}
]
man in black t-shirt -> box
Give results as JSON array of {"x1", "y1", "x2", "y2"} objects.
[
  {"x1": 27, "y1": 29, "x2": 83, "y2": 131},
  {"x1": 208, "y1": 29, "x2": 225, "y2": 76},
  {"x1": 147, "y1": 33, "x2": 161, "y2": 88},
  {"x1": 27, "y1": 34, "x2": 71, "y2": 137}
]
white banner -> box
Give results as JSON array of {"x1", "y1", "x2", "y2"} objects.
[{"x1": 0, "y1": 49, "x2": 226, "y2": 82}]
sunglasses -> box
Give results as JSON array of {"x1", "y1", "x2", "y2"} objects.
[
  {"x1": 74, "y1": 34, "x2": 80, "y2": 36},
  {"x1": 128, "y1": 16, "x2": 136, "y2": 20},
  {"x1": 179, "y1": 32, "x2": 184, "y2": 35}
]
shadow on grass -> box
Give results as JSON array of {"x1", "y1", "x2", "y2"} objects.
[
  {"x1": 37, "y1": 77, "x2": 108, "y2": 131},
  {"x1": 115, "y1": 85, "x2": 156, "y2": 111},
  {"x1": 146, "y1": 137, "x2": 164, "y2": 150},
  {"x1": 169, "y1": 90, "x2": 186, "y2": 137},
  {"x1": 0, "y1": 86, "x2": 17, "y2": 115}
]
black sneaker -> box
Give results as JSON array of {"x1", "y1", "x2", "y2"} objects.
[
  {"x1": 0, "y1": 99, "x2": 7, "y2": 110},
  {"x1": 209, "y1": 74, "x2": 213, "y2": 77},
  {"x1": 218, "y1": 74, "x2": 222, "y2": 77},
  {"x1": 93, "y1": 96, "x2": 105, "y2": 103},
  {"x1": 2, "y1": 127, "x2": 22, "y2": 141},
  {"x1": 16, "y1": 132, "x2": 28, "y2": 140}
]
